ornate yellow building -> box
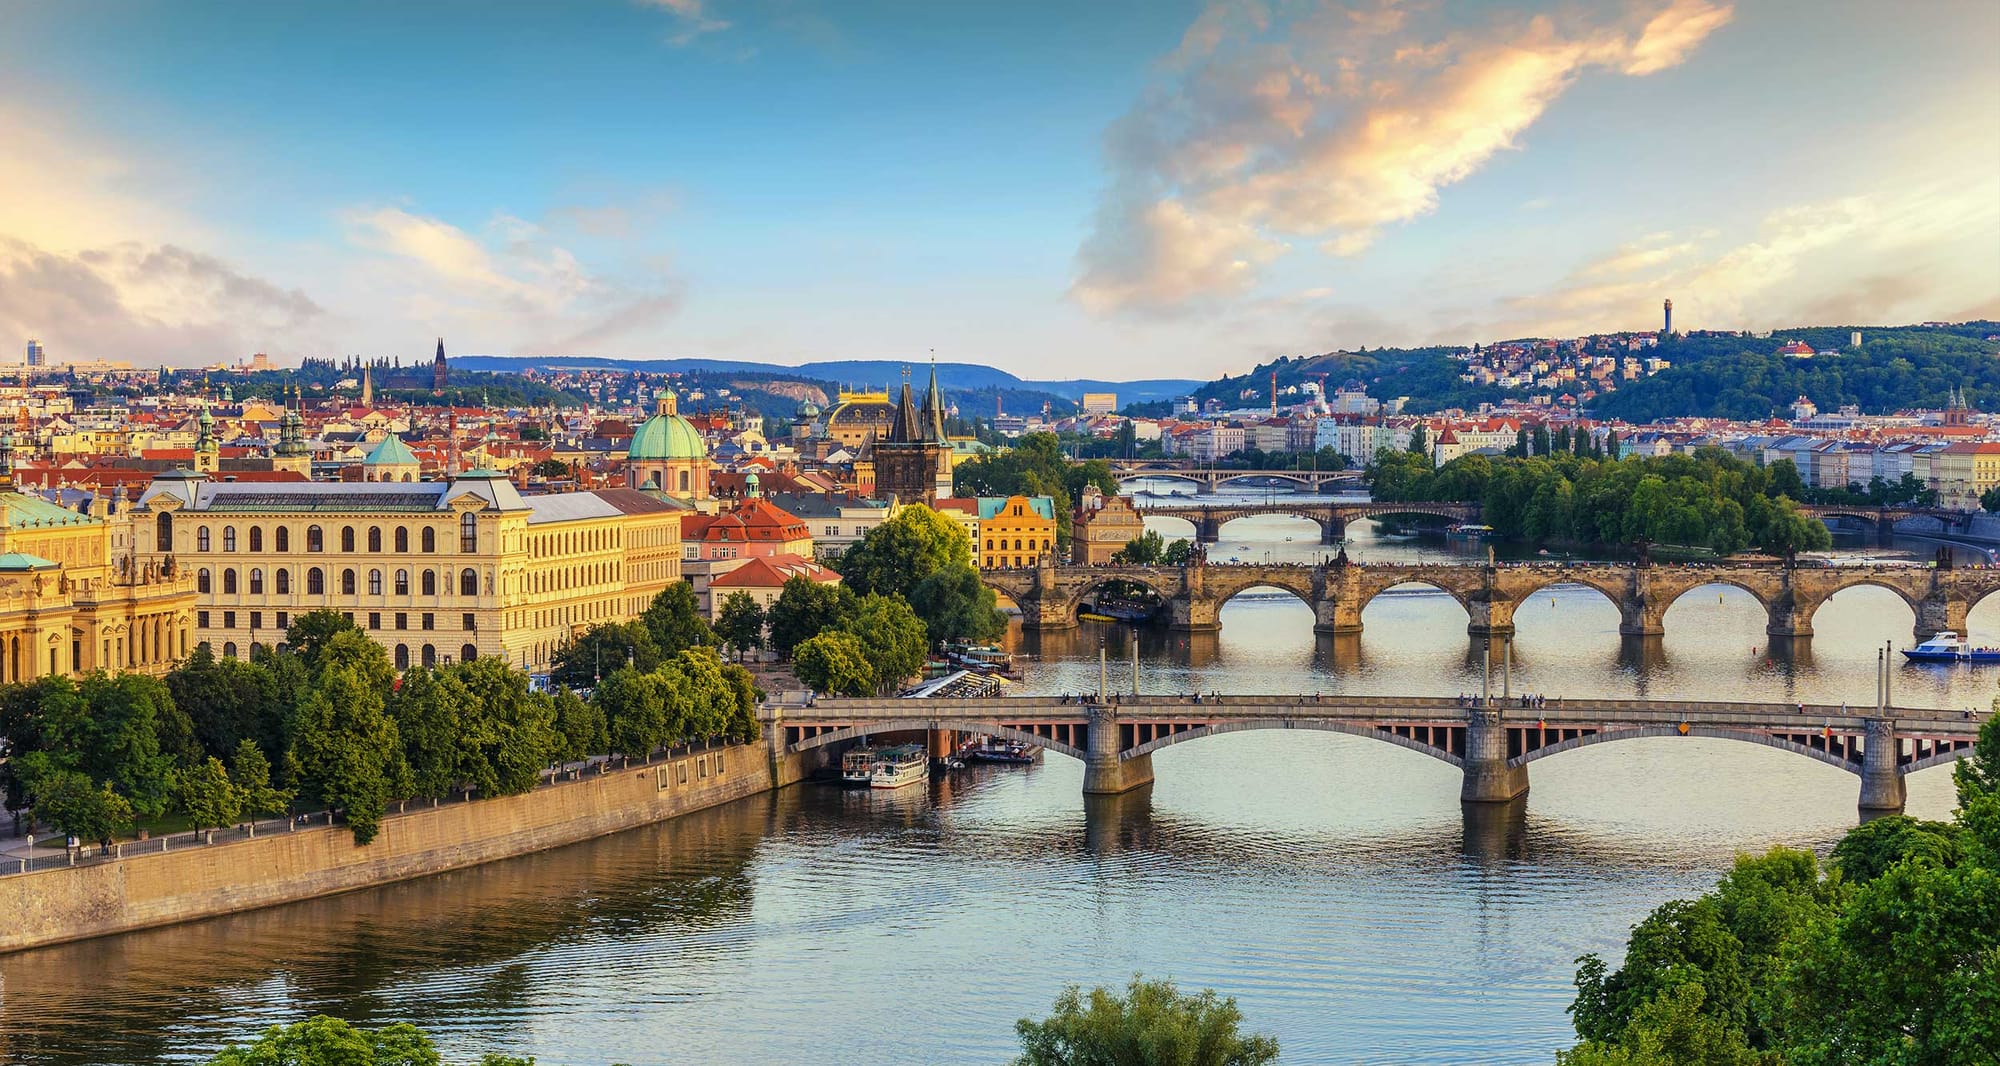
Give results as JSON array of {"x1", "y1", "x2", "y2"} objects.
[
  {"x1": 0, "y1": 443, "x2": 196, "y2": 682},
  {"x1": 975, "y1": 495, "x2": 1057, "y2": 570},
  {"x1": 136, "y1": 469, "x2": 683, "y2": 674}
]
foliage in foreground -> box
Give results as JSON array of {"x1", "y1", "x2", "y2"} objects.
[
  {"x1": 1014, "y1": 975, "x2": 1279, "y2": 1066},
  {"x1": 1562, "y1": 714, "x2": 2000, "y2": 1064},
  {"x1": 204, "y1": 1014, "x2": 558, "y2": 1065}
]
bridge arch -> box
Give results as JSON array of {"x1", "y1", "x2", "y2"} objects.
[
  {"x1": 1505, "y1": 573, "x2": 1630, "y2": 615},
  {"x1": 1061, "y1": 573, "x2": 1181, "y2": 619},
  {"x1": 1659, "y1": 577, "x2": 1777, "y2": 615},
  {"x1": 1903, "y1": 747, "x2": 1978, "y2": 776},
  {"x1": 1357, "y1": 579, "x2": 1475, "y2": 619},
  {"x1": 1211, "y1": 576, "x2": 1319, "y2": 611},
  {"x1": 790, "y1": 720, "x2": 1087, "y2": 762},
  {"x1": 1800, "y1": 580, "x2": 1923, "y2": 627},
  {"x1": 1120, "y1": 718, "x2": 1464, "y2": 767},
  {"x1": 1509, "y1": 725, "x2": 1861, "y2": 774}
]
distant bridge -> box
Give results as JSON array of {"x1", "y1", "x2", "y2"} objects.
[
  {"x1": 981, "y1": 558, "x2": 2000, "y2": 639},
  {"x1": 766, "y1": 694, "x2": 1983, "y2": 810},
  {"x1": 1799, "y1": 503, "x2": 1985, "y2": 542},
  {"x1": 1134, "y1": 500, "x2": 1478, "y2": 544},
  {"x1": 1108, "y1": 463, "x2": 1363, "y2": 495}
]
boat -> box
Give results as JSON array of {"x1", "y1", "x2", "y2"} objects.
[
  {"x1": 868, "y1": 744, "x2": 930, "y2": 789},
  {"x1": 1902, "y1": 632, "x2": 2000, "y2": 664},
  {"x1": 841, "y1": 746, "x2": 882, "y2": 785},
  {"x1": 1082, "y1": 599, "x2": 1155, "y2": 623},
  {"x1": 943, "y1": 642, "x2": 1016, "y2": 676},
  {"x1": 968, "y1": 738, "x2": 1040, "y2": 765},
  {"x1": 1079, "y1": 611, "x2": 1118, "y2": 623},
  {"x1": 1447, "y1": 523, "x2": 1495, "y2": 539}
]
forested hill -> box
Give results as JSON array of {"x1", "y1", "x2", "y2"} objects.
[
  {"x1": 1165, "y1": 345, "x2": 1509, "y2": 416},
  {"x1": 1585, "y1": 325, "x2": 2000, "y2": 421}
]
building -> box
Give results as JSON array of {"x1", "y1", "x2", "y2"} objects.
[
  {"x1": 819, "y1": 389, "x2": 898, "y2": 451},
  {"x1": 432, "y1": 338, "x2": 449, "y2": 393},
  {"x1": 872, "y1": 366, "x2": 953, "y2": 506},
  {"x1": 1081, "y1": 392, "x2": 1118, "y2": 415},
  {"x1": 763, "y1": 489, "x2": 895, "y2": 560},
  {"x1": 25, "y1": 340, "x2": 44, "y2": 368},
  {"x1": 1071, "y1": 488, "x2": 1145, "y2": 565},
  {"x1": 704, "y1": 554, "x2": 841, "y2": 620},
  {"x1": 134, "y1": 470, "x2": 684, "y2": 674},
  {"x1": 680, "y1": 492, "x2": 814, "y2": 561},
  {"x1": 361, "y1": 434, "x2": 422, "y2": 482},
  {"x1": 974, "y1": 495, "x2": 1057, "y2": 570},
  {"x1": 625, "y1": 390, "x2": 711, "y2": 501}
]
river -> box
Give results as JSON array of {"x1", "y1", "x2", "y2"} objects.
[{"x1": 0, "y1": 486, "x2": 1983, "y2": 1065}]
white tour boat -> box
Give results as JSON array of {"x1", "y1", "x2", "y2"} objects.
[{"x1": 867, "y1": 744, "x2": 930, "y2": 789}]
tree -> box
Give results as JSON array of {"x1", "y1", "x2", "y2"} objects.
[
  {"x1": 716, "y1": 591, "x2": 767, "y2": 661},
  {"x1": 792, "y1": 632, "x2": 874, "y2": 697},
  {"x1": 1982, "y1": 484, "x2": 2000, "y2": 513},
  {"x1": 231, "y1": 738, "x2": 294, "y2": 820},
  {"x1": 175, "y1": 756, "x2": 242, "y2": 832},
  {"x1": 640, "y1": 582, "x2": 715, "y2": 656},
  {"x1": 1162, "y1": 539, "x2": 1194, "y2": 567},
  {"x1": 843, "y1": 594, "x2": 929, "y2": 693},
  {"x1": 1014, "y1": 976, "x2": 1279, "y2": 1066},
  {"x1": 167, "y1": 645, "x2": 285, "y2": 765},
  {"x1": 908, "y1": 565, "x2": 1008, "y2": 644},
  {"x1": 549, "y1": 621, "x2": 660, "y2": 689},
  {"x1": 205, "y1": 1015, "x2": 443, "y2": 1066},
  {"x1": 1407, "y1": 424, "x2": 1428, "y2": 456},
  {"x1": 549, "y1": 686, "x2": 607, "y2": 763},
  {"x1": 389, "y1": 666, "x2": 478, "y2": 800},
  {"x1": 595, "y1": 666, "x2": 670, "y2": 756},
  {"x1": 30, "y1": 770, "x2": 133, "y2": 844},
  {"x1": 530, "y1": 457, "x2": 570, "y2": 478},
  {"x1": 289, "y1": 632, "x2": 408, "y2": 845},
  {"x1": 766, "y1": 576, "x2": 858, "y2": 658},
  {"x1": 837, "y1": 504, "x2": 974, "y2": 599},
  {"x1": 285, "y1": 609, "x2": 363, "y2": 672},
  {"x1": 447, "y1": 657, "x2": 560, "y2": 796},
  {"x1": 1116, "y1": 529, "x2": 1166, "y2": 565},
  {"x1": 74, "y1": 673, "x2": 179, "y2": 819}
]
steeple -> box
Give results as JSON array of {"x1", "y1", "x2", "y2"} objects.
[
  {"x1": 921, "y1": 351, "x2": 948, "y2": 443},
  {"x1": 889, "y1": 367, "x2": 921, "y2": 444}
]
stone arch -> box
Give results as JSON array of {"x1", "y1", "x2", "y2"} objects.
[
  {"x1": 1210, "y1": 575, "x2": 1318, "y2": 611},
  {"x1": 1212, "y1": 472, "x2": 1316, "y2": 492},
  {"x1": 1658, "y1": 577, "x2": 1777, "y2": 616},
  {"x1": 1355, "y1": 579, "x2": 1474, "y2": 620},
  {"x1": 1505, "y1": 573, "x2": 1629, "y2": 615},
  {"x1": 1059, "y1": 573, "x2": 1180, "y2": 619},
  {"x1": 1510, "y1": 725, "x2": 1861, "y2": 774},
  {"x1": 1120, "y1": 718, "x2": 1463, "y2": 767},
  {"x1": 1798, "y1": 579, "x2": 1923, "y2": 628},
  {"x1": 1903, "y1": 748, "x2": 1976, "y2": 776},
  {"x1": 790, "y1": 720, "x2": 1087, "y2": 762}
]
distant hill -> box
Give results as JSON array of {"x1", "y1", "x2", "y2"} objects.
[{"x1": 451, "y1": 355, "x2": 1202, "y2": 405}]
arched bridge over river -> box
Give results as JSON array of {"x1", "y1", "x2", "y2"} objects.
[
  {"x1": 766, "y1": 695, "x2": 1984, "y2": 812},
  {"x1": 982, "y1": 558, "x2": 2000, "y2": 639},
  {"x1": 1109, "y1": 463, "x2": 1363, "y2": 494},
  {"x1": 1135, "y1": 500, "x2": 1478, "y2": 544}
]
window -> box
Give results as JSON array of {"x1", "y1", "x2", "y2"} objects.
[
  {"x1": 223, "y1": 527, "x2": 237, "y2": 552},
  {"x1": 222, "y1": 611, "x2": 235, "y2": 629},
  {"x1": 276, "y1": 611, "x2": 289, "y2": 631},
  {"x1": 197, "y1": 568, "x2": 212, "y2": 594},
  {"x1": 222, "y1": 569, "x2": 238, "y2": 594},
  {"x1": 395, "y1": 612, "x2": 407, "y2": 630},
  {"x1": 462, "y1": 613, "x2": 476, "y2": 631},
  {"x1": 368, "y1": 569, "x2": 383, "y2": 596},
  {"x1": 275, "y1": 569, "x2": 290, "y2": 595},
  {"x1": 157, "y1": 512, "x2": 174, "y2": 552},
  {"x1": 249, "y1": 527, "x2": 263, "y2": 552},
  {"x1": 394, "y1": 644, "x2": 409, "y2": 671},
  {"x1": 197, "y1": 610, "x2": 210, "y2": 628},
  {"x1": 197, "y1": 527, "x2": 211, "y2": 552},
  {"x1": 367, "y1": 527, "x2": 382, "y2": 552},
  {"x1": 368, "y1": 612, "x2": 381, "y2": 630},
  {"x1": 460, "y1": 512, "x2": 477, "y2": 553},
  {"x1": 341, "y1": 569, "x2": 356, "y2": 595},
  {"x1": 306, "y1": 526, "x2": 322, "y2": 552},
  {"x1": 421, "y1": 613, "x2": 434, "y2": 631},
  {"x1": 307, "y1": 567, "x2": 324, "y2": 595},
  {"x1": 459, "y1": 568, "x2": 477, "y2": 596},
  {"x1": 248, "y1": 569, "x2": 264, "y2": 594},
  {"x1": 394, "y1": 527, "x2": 408, "y2": 553},
  {"x1": 223, "y1": 642, "x2": 238, "y2": 660},
  {"x1": 276, "y1": 527, "x2": 290, "y2": 552},
  {"x1": 422, "y1": 644, "x2": 437, "y2": 667},
  {"x1": 341, "y1": 527, "x2": 355, "y2": 553},
  {"x1": 394, "y1": 569, "x2": 409, "y2": 595},
  {"x1": 460, "y1": 643, "x2": 478, "y2": 663},
  {"x1": 422, "y1": 527, "x2": 436, "y2": 553},
  {"x1": 421, "y1": 570, "x2": 435, "y2": 596},
  {"x1": 249, "y1": 611, "x2": 262, "y2": 632},
  {"x1": 679, "y1": 470, "x2": 690, "y2": 493}
]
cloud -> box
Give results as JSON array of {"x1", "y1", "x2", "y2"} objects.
[
  {"x1": 640, "y1": 0, "x2": 731, "y2": 45},
  {"x1": 1072, "y1": 0, "x2": 1734, "y2": 315}
]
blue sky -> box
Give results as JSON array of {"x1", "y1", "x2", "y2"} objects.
[{"x1": 1, "y1": 0, "x2": 1995, "y2": 378}]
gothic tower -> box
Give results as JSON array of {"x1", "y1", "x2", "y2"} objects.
[
  {"x1": 433, "y1": 337, "x2": 448, "y2": 394},
  {"x1": 872, "y1": 361, "x2": 952, "y2": 506}
]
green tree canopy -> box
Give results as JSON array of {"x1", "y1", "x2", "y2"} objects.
[
  {"x1": 289, "y1": 632, "x2": 409, "y2": 844},
  {"x1": 793, "y1": 631, "x2": 874, "y2": 697},
  {"x1": 1117, "y1": 529, "x2": 1166, "y2": 565},
  {"x1": 549, "y1": 621, "x2": 660, "y2": 690},
  {"x1": 837, "y1": 504, "x2": 974, "y2": 599},
  {"x1": 175, "y1": 756, "x2": 243, "y2": 832},
  {"x1": 1014, "y1": 975, "x2": 1279, "y2": 1066},
  {"x1": 908, "y1": 565, "x2": 1008, "y2": 644},
  {"x1": 716, "y1": 591, "x2": 767, "y2": 661},
  {"x1": 765, "y1": 575, "x2": 859, "y2": 658},
  {"x1": 640, "y1": 582, "x2": 715, "y2": 657},
  {"x1": 843, "y1": 594, "x2": 929, "y2": 694}
]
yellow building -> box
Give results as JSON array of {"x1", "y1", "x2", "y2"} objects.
[
  {"x1": 819, "y1": 389, "x2": 897, "y2": 451},
  {"x1": 1070, "y1": 488, "x2": 1146, "y2": 565},
  {"x1": 136, "y1": 469, "x2": 683, "y2": 674},
  {"x1": 973, "y1": 495, "x2": 1057, "y2": 571},
  {"x1": 0, "y1": 447, "x2": 196, "y2": 682}
]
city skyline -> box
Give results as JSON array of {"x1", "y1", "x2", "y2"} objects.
[{"x1": 1, "y1": 0, "x2": 1996, "y2": 376}]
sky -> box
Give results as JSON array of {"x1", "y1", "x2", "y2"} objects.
[{"x1": 1, "y1": 0, "x2": 1996, "y2": 380}]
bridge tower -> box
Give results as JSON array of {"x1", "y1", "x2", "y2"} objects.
[
  {"x1": 1858, "y1": 718, "x2": 1906, "y2": 813},
  {"x1": 1461, "y1": 708, "x2": 1529, "y2": 803}
]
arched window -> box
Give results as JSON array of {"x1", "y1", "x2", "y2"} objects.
[
  {"x1": 367, "y1": 527, "x2": 382, "y2": 552},
  {"x1": 276, "y1": 527, "x2": 290, "y2": 552},
  {"x1": 275, "y1": 568, "x2": 290, "y2": 594},
  {"x1": 459, "y1": 513, "x2": 477, "y2": 553},
  {"x1": 307, "y1": 568, "x2": 325, "y2": 595},
  {"x1": 223, "y1": 527, "x2": 237, "y2": 552},
  {"x1": 222, "y1": 642, "x2": 238, "y2": 660},
  {"x1": 394, "y1": 527, "x2": 409, "y2": 553},
  {"x1": 394, "y1": 644, "x2": 410, "y2": 671},
  {"x1": 460, "y1": 643, "x2": 478, "y2": 663},
  {"x1": 368, "y1": 569, "x2": 383, "y2": 596},
  {"x1": 421, "y1": 570, "x2": 436, "y2": 596},
  {"x1": 341, "y1": 569, "x2": 356, "y2": 596},
  {"x1": 197, "y1": 568, "x2": 212, "y2": 594},
  {"x1": 249, "y1": 568, "x2": 264, "y2": 595},
  {"x1": 157, "y1": 512, "x2": 174, "y2": 552},
  {"x1": 197, "y1": 527, "x2": 211, "y2": 552},
  {"x1": 460, "y1": 568, "x2": 477, "y2": 596},
  {"x1": 422, "y1": 644, "x2": 437, "y2": 667},
  {"x1": 394, "y1": 569, "x2": 409, "y2": 595},
  {"x1": 421, "y1": 527, "x2": 436, "y2": 553},
  {"x1": 341, "y1": 527, "x2": 355, "y2": 553},
  {"x1": 221, "y1": 568, "x2": 237, "y2": 594},
  {"x1": 306, "y1": 526, "x2": 323, "y2": 552},
  {"x1": 679, "y1": 469, "x2": 690, "y2": 492},
  {"x1": 248, "y1": 527, "x2": 263, "y2": 552}
]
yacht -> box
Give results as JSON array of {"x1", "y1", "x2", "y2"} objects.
[
  {"x1": 1902, "y1": 632, "x2": 2000, "y2": 664},
  {"x1": 867, "y1": 744, "x2": 930, "y2": 789}
]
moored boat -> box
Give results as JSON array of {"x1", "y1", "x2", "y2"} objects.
[
  {"x1": 968, "y1": 738, "x2": 1040, "y2": 765},
  {"x1": 1901, "y1": 631, "x2": 2000, "y2": 663},
  {"x1": 867, "y1": 744, "x2": 930, "y2": 789}
]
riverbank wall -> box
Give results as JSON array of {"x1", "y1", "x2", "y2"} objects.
[{"x1": 0, "y1": 733, "x2": 829, "y2": 954}]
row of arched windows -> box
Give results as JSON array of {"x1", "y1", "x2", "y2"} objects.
[
  {"x1": 216, "y1": 641, "x2": 478, "y2": 668},
  {"x1": 529, "y1": 528, "x2": 618, "y2": 556},
  {"x1": 174, "y1": 519, "x2": 474, "y2": 555},
  {"x1": 526, "y1": 563, "x2": 620, "y2": 594},
  {"x1": 198, "y1": 566, "x2": 479, "y2": 598}
]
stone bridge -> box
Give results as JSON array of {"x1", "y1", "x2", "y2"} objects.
[
  {"x1": 765, "y1": 695, "x2": 1985, "y2": 812},
  {"x1": 1800, "y1": 504, "x2": 1981, "y2": 543},
  {"x1": 1135, "y1": 500, "x2": 1479, "y2": 544},
  {"x1": 1109, "y1": 464, "x2": 1364, "y2": 495},
  {"x1": 982, "y1": 558, "x2": 2000, "y2": 639}
]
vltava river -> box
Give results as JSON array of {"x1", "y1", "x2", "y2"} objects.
[{"x1": 0, "y1": 495, "x2": 1981, "y2": 1064}]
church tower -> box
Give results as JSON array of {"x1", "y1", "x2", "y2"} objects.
[
  {"x1": 873, "y1": 360, "x2": 952, "y2": 506},
  {"x1": 194, "y1": 404, "x2": 220, "y2": 474},
  {"x1": 433, "y1": 337, "x2": 448, "y2": 394}
]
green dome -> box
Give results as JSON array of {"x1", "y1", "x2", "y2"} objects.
[{"x1": 627, "y1": 409, "x2": 707, "y2": 461}]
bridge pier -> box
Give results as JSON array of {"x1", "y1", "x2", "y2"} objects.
[
  {"x1": 1765, "y1": 597, "x2": 1814, "y2": 639},
  {"x1": 1914, "y1": 595, "x2": 1967, "y2": 642},
  {"x1": 1858, "y1": 718, "x2": 1906, "y2": 813},
  {"x1": 1618, "y1": 599, "x2": 1667, "y2": 637},
  {"x1": 1320, "y1": 518, "x2": 1344, "y2": 545},
  {"x1": 1018, "y1": 595, "x2": 1078, "y2": 631},
  {"x1": 1196, "y1": 480, "x2": 1218, "y2": 496},
  {"x1": 1195, "y1": 515, "x2": 1222, "y2": 544},
  {"x1": 1314, "y1": 596, "x2": 1361, "y2": 634},
  {"x1": 1466, "y1": 596, "x2": 1516, "y2": 638},
  {"x1": 1084, "y1": 705, "x2": 1154, "y2": 795},
  {"x1": 1168, "y1": 594, "x2": 1220, "y2": 632},
  {"x1": 1461, "y1": 708, "x2": 1529, "y2": 803}
]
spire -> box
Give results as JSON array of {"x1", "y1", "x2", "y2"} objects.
[
  {"x1": 889, "y1": 367, "x2": 921, "y2": 444},
  {"x1": 922, "y1": 349, "x2": 947, "y2": 443},
  {"x1": 435, "y1": 337, "x2": 446, "y2": 363}
]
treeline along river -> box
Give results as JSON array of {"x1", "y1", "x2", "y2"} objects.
[{"x1": 0, "y1": 489, "x2": 1979, "y2": 1064}]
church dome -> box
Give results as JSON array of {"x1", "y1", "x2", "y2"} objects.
[
  {"x1": 797, "y1": 400, "x2": 822, "y2": 419},
  {"x1": 627, "y1": 391, "x2": 707, "y2": 461}
]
